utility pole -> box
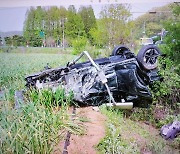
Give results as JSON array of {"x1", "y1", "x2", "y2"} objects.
[
  {"x1": 61, "y1": 18, "x2": 67, "y2": 51},
  {"x1": 143, "y1": 21, "x2": 146, "y2": 37},
  {"x1": 0, "y1": 36, "x2": 2, "y2": 46},
  {"x1": 62, "y1": 18, "x2": 65, "y2": 50}
]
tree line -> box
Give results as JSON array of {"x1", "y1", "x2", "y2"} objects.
[
  {"x1": 2, "y1": 3, "x2": 175, "y2": 51},
  {"x1": 23, "y1": 5, "x2": 97, "y2": 47},
  {"x1": 2, "y1": 4, "x2": 134, "y2": 49}
]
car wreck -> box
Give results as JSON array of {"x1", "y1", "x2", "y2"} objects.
[{"x1": 25, "y1": 45, "x2": 161, "y2": 108}]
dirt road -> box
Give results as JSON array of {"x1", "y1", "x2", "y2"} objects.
[{"x1": 67, "y1": 107, "x2": 106, "y2": 154}]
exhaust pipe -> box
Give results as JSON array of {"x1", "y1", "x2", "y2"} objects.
[{"x1": 106, "y1": 102, "x2": 133, "y2": 110}]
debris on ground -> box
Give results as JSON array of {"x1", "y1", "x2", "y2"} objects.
[
  {"x1": 14, "y1": 90, "x2": 24, "y2": 109},
  {"x1": 160, "y1": 121, "x2": 180, "y2": 140},
  {"x1": 0, "y1": 90, "x2": 5, "y2": 101}
]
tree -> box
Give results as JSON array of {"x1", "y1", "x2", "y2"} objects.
[
  {"x1": 4, "y1": 37, "x2": 12, "y2": 46},
  {"x1": 150, "y1": 4, "x2": 180, "y2": 117},
  {"x1": 23, "y1": 7, "x2": 35, "y2": 46},
  {"x1": 68, "y1": 5, "x2": 76, "y2": 14},
  {"x1": 23, "y1": 6, "x2": 45, "y2": 47},
  {"x1": 78, "y1": 6, "x2": 97, "y2": 41},
  {"x1": 65, "y1": 5, "x2": 86, "y2": 44},
  {"x1": 11, "y1": 35, "x2": 25, "y2": 47},
  {"x1": 89, "y1": 20, "x2": 108, "y2": 47},
  {"x1": 23, "y1": 5, "x2": 87, "y2": 47},
  {"x1": 44, "y1": 6, "x2": 68, "y2": 47},
  {"x1": 58, "y1": 6, "x2": 68, "y2": 47},
  {"x1": 162, "y1": 3, "x2": 180, "y2": 64},
  {"x1": 46, "y1": 6, "x2": 60, "y2": 40},
  {"x1": 98, "y1": 4, "x2": 133, "y2": 48}
]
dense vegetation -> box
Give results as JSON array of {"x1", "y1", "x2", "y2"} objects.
[
  {"x1": 134, "y1": 4, "x2": 173, "y2": 38},
  {"x1": 97, "y1": 106, "x2": 179, "y2": 154},
  {"x1": 130, "y1": 3, "x2": 180, "y2": 128},
  {"x1": 22, "y1": 4, "x2": 134, "y2": 49},
  {"x1": 98, "y1": 3, "x2": 179, "y2": 152}
]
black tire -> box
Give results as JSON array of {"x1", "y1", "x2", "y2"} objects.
[
  {"x1": 112, "y1": 45, "x2": 131, "y2": 56},
  {"x1": 137, "y1": 45, "x2": 161, "y2": 70}
]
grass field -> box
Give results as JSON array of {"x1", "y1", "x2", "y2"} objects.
[
  {"x1": 0, "y1": 53, "x2": 75, "y2": 90},
  {"x1": 0, "y1": 46, "x2": 73, "y2": 54}
]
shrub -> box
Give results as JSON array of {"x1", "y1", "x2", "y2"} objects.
[
  {"x1": 72, "y1": 37, "x2": 87, "y2": 55},
  {"x1": 152, "y1": 57, "x2": 180, "y2": 109}
]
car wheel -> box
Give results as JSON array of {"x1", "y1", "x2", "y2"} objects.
[
  {"x1": 137, "y1": 45, "x2": 161, "y2": 70},
  {"x1": 112, "y1": 45, "x2": 131, "y2": 56}
]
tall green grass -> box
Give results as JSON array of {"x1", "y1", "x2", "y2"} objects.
[
  {"x1": 27, "y1": 88, "x2": 74, "y2": 109},
  {"x1": 0, "y1": 88, "x2": 82, "y2": 153}
]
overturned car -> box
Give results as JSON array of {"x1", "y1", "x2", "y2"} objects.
[{"x1": 25, "y1": 45, "x2": 161, "y2": 108}]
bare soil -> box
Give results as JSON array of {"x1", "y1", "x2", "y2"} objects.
[{"x1": 67, "y1": 107, "x2": 106, "y2": 154}]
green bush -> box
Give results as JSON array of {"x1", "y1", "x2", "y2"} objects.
[
  {"x1": 152, "y1": 58, "x2": 180, "y2": 109},
  {"x1": 131, "y1": 4, "x2": 180, "y2": 128},
  {"x1": 72, "y1": 37, "x2": 87, "y2": 55},
  {"x1": 84, "y1": 44, "x2": 101, "y2": 58},
  {"x1": 129, "y1": 57, "x2": 180, "y2": 128},
  {"x1": 128, "y1": 53, "x2": 179, "y2": 127},
  {"x1": 152, "y1": 3, "x2": 180, "y2": 108}
]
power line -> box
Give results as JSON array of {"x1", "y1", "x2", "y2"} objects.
[{"x1": 130, "y1": 11, "x2": 172, "y2": 14}]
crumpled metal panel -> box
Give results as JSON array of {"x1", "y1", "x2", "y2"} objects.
[{"x1": 59, "y1": 58, "x2": 152, "y2": 106}]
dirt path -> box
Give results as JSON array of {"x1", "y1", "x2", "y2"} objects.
[{"x1": 67, "y1": 107, "x2": 106, "y2": 154}]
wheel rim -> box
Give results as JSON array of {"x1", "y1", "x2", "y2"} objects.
[{"x1": 143, "y1": 48, "x2": 159, "y2": 65}]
